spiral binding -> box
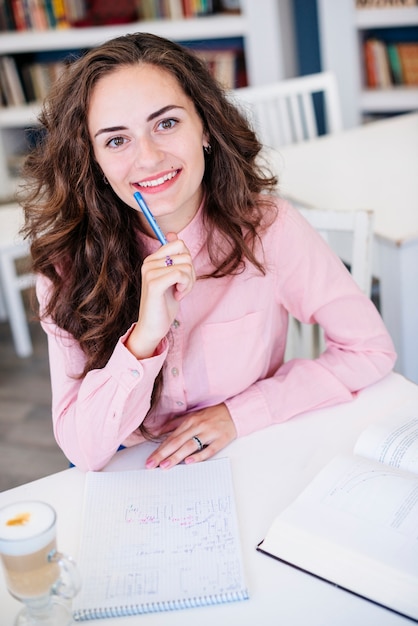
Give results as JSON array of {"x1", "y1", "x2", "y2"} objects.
[{"x1": 73, "y1": 589, "x2": 249, "y2": 621}]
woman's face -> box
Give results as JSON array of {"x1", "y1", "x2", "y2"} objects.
[{"x1": 88, "y1": 63, "x2": 209, "y2": 234}]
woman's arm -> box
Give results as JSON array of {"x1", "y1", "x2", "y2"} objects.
[
  {"x1": 226, "y1": 202, "x2": 396, "y2": 437},
  {"x1": 37, "y1": 275, "x2": 168, "y2": 470},
  {"x1": 145, "y1": 201, "x2": 396, "y2": 468},
  {"x1": 37, "y1": 234, "x2": 196, "y2": 471}
]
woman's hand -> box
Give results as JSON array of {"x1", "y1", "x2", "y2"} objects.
[
  {"x1": 145, "y1": 403, "x2": 237, "y2": 469},
  {"x1": 126, "y1": 233, "x2": 195, "y2": 359}
]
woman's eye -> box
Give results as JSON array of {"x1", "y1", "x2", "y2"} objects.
[
  {"x1": 107, "y1": 136, "x2": 125, "y2": 148},
  {"x1": 158, "y1": 118, "x2": 177, "y2": 131}
]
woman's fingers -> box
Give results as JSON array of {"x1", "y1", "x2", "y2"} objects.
[
  {"x1": 142, "y1": 241, "x2": 196, "y2": 299},
  {"x1": 145, "y1": 404, "x2": 237, "y2": 470},
  {"x1": 125, "y1": 238, "x2": 195, "y2": 359}
]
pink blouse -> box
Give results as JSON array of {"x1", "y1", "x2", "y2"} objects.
[{"x1": 37, "y1": 199, "x2": 396, "y2": 470}]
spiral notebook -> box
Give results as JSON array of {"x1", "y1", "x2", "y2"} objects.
[{"x1": 72, "y1": 457, "x2": 248, "y2": 621}]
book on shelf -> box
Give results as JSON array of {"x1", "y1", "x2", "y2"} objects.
[
  {"x1": 0, "y1": 55, "x2": 27, "y2": 106},
  {"x1": 397, "y1": 42, "x2": 418, "y2": 84},
  {"x1": 387, "y1": 42, "x2": 404, "y2": 84},
  {"x1": 364, "y1": 38, "x2": 378, "y2": 86},
  {"x1": 5, "y1": 126, "x2": 42, "y2": 179},
  {"x1": 364, "y1": 38, "x2": 392, "y2": 87},
  {"x1": 0, "y1": 39, "x2": 245, "y2": 108},
  {"x1": 363, "y1": 37, "x2": 418, "y2": 87},
  {"x1": 7, "y1": 152, "x2": 26, "y2": 178},
  {"x1": 50, "y1": 0, "x2": 74, "y2": 28},
  {"x1": 27, "y1": 0, "x2": 50, "y2": 30},
  {"x1": 72, "y1": 457, "x2": 248, "y2": 621},
  {"x1": 73, "y1": 0, "x2": 138, "y2": 27},
  {"x1": 0, "y1": 50, "x2": 80, "y2": 106},
  {"x1": 194, "y1": 49, "x2": 235, "y2": 89},
  {"x1": 257, "y1": 412, "x2": 418, "y2": 622},
  {"x1": 0, "y1": 0, "x2": 15, "y2": 30},
  {"x1": 183, "y1": 36, "x2": 247, "y2": 88},
  {"x1": 356, "y1": 0, "x2": 418, "y2": 7},
  {"x1": 0, "y1": 0, "x2": 229, "y2": 30},
  {"x1": 1, "y1": 0, "x2": 71, "y2": 30}
]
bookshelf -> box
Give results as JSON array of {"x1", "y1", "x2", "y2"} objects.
[
  {"x1": 0, "y1": 0, "x2": 296, "y2": 201},
  {"x1": 317, "y1": 0, "x2": 418, "y2": 128}
]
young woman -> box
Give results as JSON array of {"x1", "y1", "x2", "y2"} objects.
[{"x1": 20, "y1": 33, "x2": 396, "y2": 472}]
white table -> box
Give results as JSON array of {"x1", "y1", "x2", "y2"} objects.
[
  {"x1": 265, "y1": 112, "x2": 418, "y2": 384},
  {"x1": 1, "y1": 372, "x2": 417, "y2": 625}
]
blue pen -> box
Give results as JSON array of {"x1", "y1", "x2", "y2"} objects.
[
  {"x1": 134, "y1": 190, "x2": 167, "y2": 245},
  {"x1": 133, "y1": 191, "x2": 173, "y2": 266}
]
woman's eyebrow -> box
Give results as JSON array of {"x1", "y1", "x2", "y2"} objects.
[
  {"x1": 94, "y1": 126, "x2": 126, "y2": 138},
  {"x1": 94, "y1": 105, "x2": 185, "y2": 138},
  {"x1": 146, "y1": 104, "x2": 184, "y2": 122}
]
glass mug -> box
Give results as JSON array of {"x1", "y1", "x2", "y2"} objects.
[{"x1": 0, "y1": 500, "x2": 81, "y2": 625}]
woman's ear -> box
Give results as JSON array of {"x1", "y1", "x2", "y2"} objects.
[
  {"x1": 203, "y1": 131, "x2": 212, "y2": 154},
  {"x1": 203, "y1": 129, "x2": 210, "y2": 146}
]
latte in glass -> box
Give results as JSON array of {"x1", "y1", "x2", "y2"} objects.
[{"x1": 0, "y1": 501, "x2": 60, "y2": 600}]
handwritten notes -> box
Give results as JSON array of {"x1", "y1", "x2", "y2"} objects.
[{"x1": 73, "y1": 458, "x2": 248, "y2": 620}]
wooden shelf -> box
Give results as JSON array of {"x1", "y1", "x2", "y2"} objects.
[
  {"x1": 360, "y1": 86, "x2": 418, "y2": 111},
  {"x1": 0, "y1": 104, "x2": 40, "y2": 127},
  {"x1": 355, "y1": 7, "x2": 418, "y2": 29},
  {"x1": 0, "y1": 14, "x2": 248, "y2": 55}
]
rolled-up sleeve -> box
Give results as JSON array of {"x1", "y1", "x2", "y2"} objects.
[{"x1": 37, "y1": 276, "x2": 168, "y2": 470}]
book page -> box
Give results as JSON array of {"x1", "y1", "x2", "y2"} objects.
[
  {"x1": 354, "y1": 414, "x2": 418, "y2": 475},
  {"x1": 259, "y1": 455, "x2": 418, "y2": 620},
  {"x1": 73, "y1": 458, "x2": 248, "y2": 619}
]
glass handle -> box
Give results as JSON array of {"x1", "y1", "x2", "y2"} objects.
[{"x1": 49, "y1": 550, "x2": 81, "y2": 600}]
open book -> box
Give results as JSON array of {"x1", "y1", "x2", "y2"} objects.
[
  {"x1": 257, "y1": 413, "x2": 418, "y2": 622},
  {"x1": 73, "y1": 457, "x2": 248, "y2": 621}
]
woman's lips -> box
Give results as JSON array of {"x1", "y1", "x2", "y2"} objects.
[{"x1": 135, "y1": 169, "x2": 180, "y2": 190}]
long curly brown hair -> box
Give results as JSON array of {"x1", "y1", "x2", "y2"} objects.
[{"x1": 19, "y1": 32, "x2": 277, "y2": 421}]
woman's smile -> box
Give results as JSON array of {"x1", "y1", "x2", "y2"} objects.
[{"x1": 134, "y1": 168, "x2": 181, "y2": 192}]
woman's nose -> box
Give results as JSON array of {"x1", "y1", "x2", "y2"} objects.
[{"x1": 134, "y1": 135, "x2": 164, "y2": 167}]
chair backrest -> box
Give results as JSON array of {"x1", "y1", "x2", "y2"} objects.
[
  {"x1": 298, "y1": 206, "x2": 374, "y2": 297},
  {"x1": 285, "y1": 206, "x2": 374, "y2": 361},
  {"x1": 231, "y1": 71, "x2": 343, "y2": 148},
  {"x1": 0, "y1": 203, "x2": 35, "y2": 357}
]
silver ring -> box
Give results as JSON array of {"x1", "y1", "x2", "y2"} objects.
[
  {"x1": 192, "y1": 436, "x2": 204, "y2": 451},
  {"x1": 165, "y1": 255, "x2": 173, "y2": 267}
]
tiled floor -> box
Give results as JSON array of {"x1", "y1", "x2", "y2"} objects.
[{"x1": 0, "y1": 314, "x2": 69, "y2": 492}]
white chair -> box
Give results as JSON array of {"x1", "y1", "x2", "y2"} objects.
[
  {"x1": 231, "y1": 74, "x2": 371, "y2": 361},
  {"x1": 285, "y1": 205, "x2": 374, "y2": 361},
  {"x1": 0, "y1": 203, "x2": 36, "y2": 357},
  {"x1": 231, "y1": 71, "x2": 343, "y2": 148}
]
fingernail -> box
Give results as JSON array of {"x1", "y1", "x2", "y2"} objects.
[
  {"x1": 184, "y1": 456, "x2": 195, "y2": 465},
  {"x1": 159, "y1": 459, "x2": 171, "y2": 469},
  {"x1": 145, "y1": 458, "x2": 156, "y2": 469}
]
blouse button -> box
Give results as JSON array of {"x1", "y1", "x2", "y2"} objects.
[
  {"x1": 130, "y1": 369, "x2": 140, "y2": 378},
  {"x1": 172, "y1": 319, "x2": 180, "y2": 328},
  {"x1": 176, "y1": 401, "x2": 184, "y2": 407},
  {"x1": 171, "y1": 367, "x2": 179, "y2": 377}
]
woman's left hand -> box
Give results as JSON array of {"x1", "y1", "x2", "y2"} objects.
[{"x1": 145, "y1": 403, "x2": 237, "y2": 469}]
